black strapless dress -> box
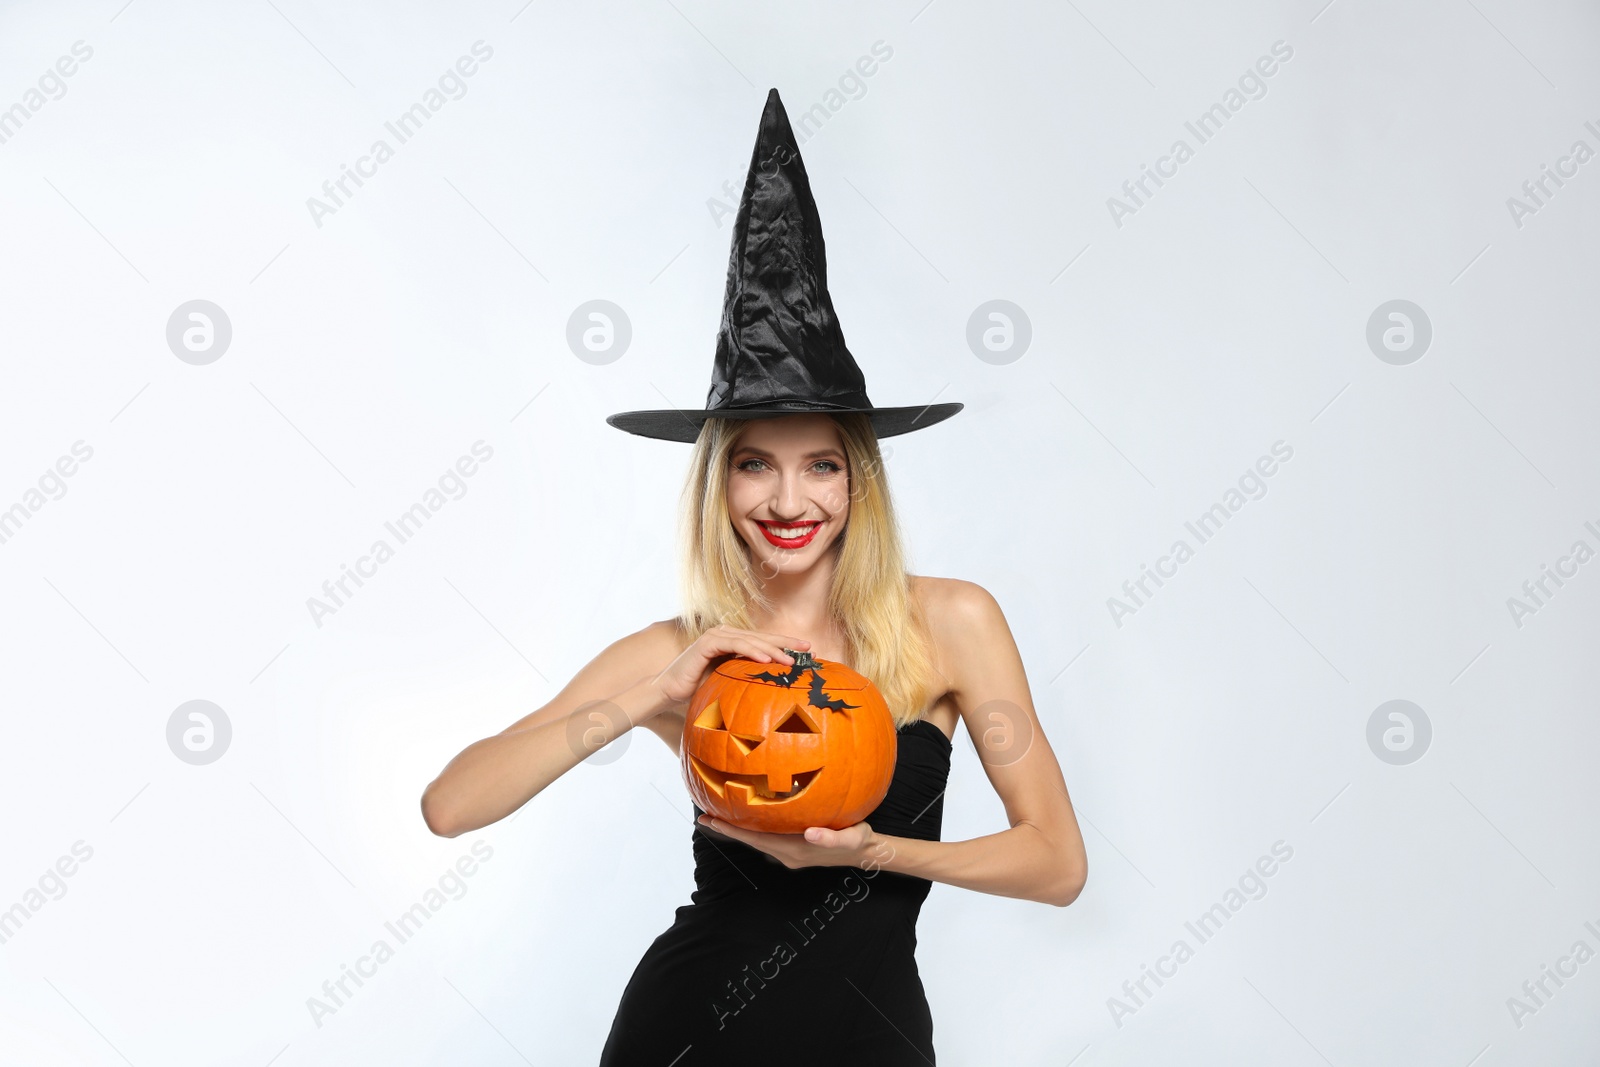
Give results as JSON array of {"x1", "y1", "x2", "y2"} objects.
[{"x1": 598, "y1": 717, "x2": 952, "y2": 1065}]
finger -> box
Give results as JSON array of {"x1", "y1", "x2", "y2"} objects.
[
  {"x1": 735, "y1": 640, "x2": 793, "y2": 664},
  {"x1": 729, "y1": 630, "x2": 806, "y2": 655},
  {"x1": 727, "y1": 637, "x2": 800, "y2": 662},
  {"x1": 725, "y1": 628, "x2": 810, "y2": 651},
  {"x1": 699, "y1": 815, "x2": 751, "y2": 843},
  {"x1": 764, "y1": 634, "x2": 812, "y2": 649},
  {"x1": 742, "y1": 640, "x2": 796, "y2": 664},
  {"x1": 709, "y1": 639, "x2": 787, "y2": 664}
]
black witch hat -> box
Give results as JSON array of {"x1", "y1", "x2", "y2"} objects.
[{"x1": 606, "y1": 89, "x2": 963, "y2": 443}]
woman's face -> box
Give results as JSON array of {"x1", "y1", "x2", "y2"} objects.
[{"x1": 725, "y1": 414, "x2": 851, "y2": 576}]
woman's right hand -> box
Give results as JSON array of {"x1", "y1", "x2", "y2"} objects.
[{"x1": 652, "y1": 625, "x2": 813, "y2": 706}]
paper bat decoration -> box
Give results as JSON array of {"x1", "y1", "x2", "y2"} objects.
[{"x1": 752, "y1": 649, "x2": 860, "y2": 712}]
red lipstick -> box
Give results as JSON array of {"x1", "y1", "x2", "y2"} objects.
[{"x1": 755, "y1": 519, "x2": 822, "y2": 549}]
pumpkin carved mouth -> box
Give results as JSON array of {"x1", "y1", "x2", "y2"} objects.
[{"x1": 688, "y1": 756, "x2": 822, "y2": 804}]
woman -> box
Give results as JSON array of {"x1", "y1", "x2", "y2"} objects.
[{"x1": 421, "y1": 89, "x2": 1088, "y2": 1063}]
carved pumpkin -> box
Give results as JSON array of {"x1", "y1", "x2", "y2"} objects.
[{"x1": 682, "y1": 651, "x2": 896, "y2": 834}]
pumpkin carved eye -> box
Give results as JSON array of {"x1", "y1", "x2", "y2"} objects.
[
  {"x1": 692, "y1": 701, "x2": 726, "y2": 730},
  {"x1": 774, "y1": 708, "x2": 815, "y2": 733}
]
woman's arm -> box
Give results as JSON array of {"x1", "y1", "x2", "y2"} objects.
[
  {"x1": 421, "y1": 620, "x2": 815, "y2": 838},
  {"x1": 884, "y1": 579, "x2": 1088, "y2": 905},
  {"x1": 860, "y1": 820, "x2": 1082, "y2": 907},
  {"x1": 419, "y1": 621, "x2": 679, "y2": 838}
]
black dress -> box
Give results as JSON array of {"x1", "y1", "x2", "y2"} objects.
[{"x1": 599, "y1": 717, "x2": 952, "y2": 1066}]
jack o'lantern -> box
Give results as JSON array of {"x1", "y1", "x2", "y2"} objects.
[{"x1": 682, "y1": 650, "x2": 896, "y2": 834}]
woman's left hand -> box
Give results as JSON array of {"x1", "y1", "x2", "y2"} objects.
[{"x1": 696, "y1": 815, "x2": 881, "y2": 869}]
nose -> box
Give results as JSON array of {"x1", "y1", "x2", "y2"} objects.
[{"x1": 772, "y1": 466, "x2": 807, "y2": 519}]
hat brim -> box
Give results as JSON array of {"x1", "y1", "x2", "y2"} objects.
[{"x1": 606, "y1": 402, "x2": 963, "y2": 444}]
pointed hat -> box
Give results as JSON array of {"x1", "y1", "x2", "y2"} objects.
[{"x1": 606, "y1": 88, "x2": 963, "y2": 443}]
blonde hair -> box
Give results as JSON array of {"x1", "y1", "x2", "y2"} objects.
[{"x1": 677, "y1": 413, "x2": 940, "y2": 727}]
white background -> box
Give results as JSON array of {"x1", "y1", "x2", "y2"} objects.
[{"x1": 2, "y1": 0, "x2": 1597, "y2": 1064}]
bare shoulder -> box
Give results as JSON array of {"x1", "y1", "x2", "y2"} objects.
[
  {"x1": 590, "y1": 617, "x2": 688, "y2": 688},
  {"x1": 503, "y1": 616, "x2": 691, "y2": 753},
  {"x1": 490, "y1": 616, "x2": 688, "y2": 740},
  {"x1": 910, "y1": 575, "x2": 1010, "y2": 689},
  {"x1": 911, "y1": 575, "x2": 1007, "y2": 633},
  {"x1": 905, "y1": 577, "x2": 1013, "y2": 735},
  {"x1": 584, "y1": 616, "x2": 690, "y2": 678},
  {"x1": 633, "y1": 617, "x2": 694, "y2": 658}
]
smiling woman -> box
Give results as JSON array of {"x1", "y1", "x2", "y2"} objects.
[
  {"x1": 419, "y1": 88, "x2": 1086, "y2": 1065},
  {"x1": 595, "y1": 406, "x2": 971, "y2": 1065}
]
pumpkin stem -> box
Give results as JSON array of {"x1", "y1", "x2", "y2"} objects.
[{"x1": 784, "y1": 649, "x2": 820, "y2": 670}]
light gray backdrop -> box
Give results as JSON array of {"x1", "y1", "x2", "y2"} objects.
[{"x1": 2, "y1": 0, "x2": 1597, "y2": 1064}]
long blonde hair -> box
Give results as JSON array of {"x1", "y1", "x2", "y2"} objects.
[{"x1": 677, "y1": 413, "x2": 940, "y2": 727}]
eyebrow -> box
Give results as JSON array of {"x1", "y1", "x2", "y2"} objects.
[{"x1": 734, "y1": 446, "x2": 845, "y2": 459}]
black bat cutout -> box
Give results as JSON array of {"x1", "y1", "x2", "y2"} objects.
[{"x1": 751, "y1": 649, "x2": 859, "y2": 712}]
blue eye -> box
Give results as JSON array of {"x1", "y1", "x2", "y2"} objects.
[{"x1": 734, "y1": 458, "x2": 841, "y2": 473}]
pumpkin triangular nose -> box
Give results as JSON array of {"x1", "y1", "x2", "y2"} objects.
[{"x1": 729, "y1": 732, "x2": 764, "y2": 755}]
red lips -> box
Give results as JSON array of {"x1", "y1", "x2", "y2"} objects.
[{"x1": 755, "y1": 519, "x2": 822, "y2": 549}]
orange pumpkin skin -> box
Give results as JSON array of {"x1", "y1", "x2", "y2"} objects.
[{"x1": 681, "y1": 653, "x2": 896, "y2": 834}]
